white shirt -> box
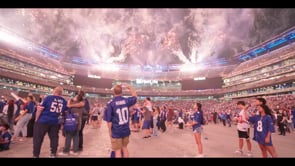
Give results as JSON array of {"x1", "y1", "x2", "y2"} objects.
[
  {"x1": 2, "y1": 104, "x2": 17, "y2": 115},
  {"x1": 237, "y1": 109, "x2": 250, "y2": 131}
]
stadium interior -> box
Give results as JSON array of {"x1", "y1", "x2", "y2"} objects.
[
  {"x1": 0, "y1": 9, "x2": 294, "y2": 104},
  {"x1": 1, "y1": 9, "x2": 295, "y2": 158}
]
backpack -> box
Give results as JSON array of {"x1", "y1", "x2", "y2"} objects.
[{"x1": 63, "y1": 109, "x2": 78, "y2": 132}]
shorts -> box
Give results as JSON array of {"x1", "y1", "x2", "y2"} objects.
[
  {"x1": 238, "y1": 129, "x2": 250, "y2": 139},
  {"x1": 142, "y1": 120, "x2": 151, "y2": 129},
  {"x1": 193, "y1": 127, "x2": 202, "y2": 133},
  {"x1": 111, "y1": 136, "x2": 129, "y2": 151},
  {"x1": 132, "y1": 119, "x2": 139, "y2": 124}
]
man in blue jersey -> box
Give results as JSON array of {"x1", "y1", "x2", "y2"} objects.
[
  {"x1": 104, "y1": 83, "x2": 137, "y2": 158},
  {"x1": 0, "y1": 123, "x2": 11, "y2": 151},
  {"x1": 33, "y1": 86, "x2": 68, "y2": 158}
]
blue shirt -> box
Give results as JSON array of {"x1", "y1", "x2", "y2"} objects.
[
  {"x1": 292, "y1": 109, "x2": 295, "y2": 120},
  {"x1": 24, "y1": 101, "x2": 36, "y2": 114},
  {"x1": 160, "y1": 110, "x2": 167, "y2": 121},
  {"x1": 178, "y1": 111, "x2": 183, "y2": 118},
  {"x1": 14, "y1": 99, "x2": 24, "y2": 117},
  {"x1": 84, "y1": 98, "x2": 90, "y2": 113},
  {"x1": 249, "y1": 114, "x2": 275, "y2": 146},
  {"x1": 104, "y1": 96, "x2": 137, "y2": 138},
  {"x1": 131, "y1": 108, "x2": 140, "y2": 121},
  {"x1": 0, "y1": 131, "x2": 11, "y2": 150},
  {"x1": 191, "y1": 111, "x2": 202, "y2": 130},
  {"x1": 37, "y1": 95, "x2": 68, "y2": 124},
  {"x1": 0, "y1": 101, "x2": 5, "y2": 113}
]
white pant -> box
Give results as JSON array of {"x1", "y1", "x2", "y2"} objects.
[{"x1": 14, "y1": 113, "x2": 32, "y2": 137}]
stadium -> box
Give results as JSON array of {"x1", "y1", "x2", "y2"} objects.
[{"x1": 0, "y1": 9, "x2": 295, "y2": 158}]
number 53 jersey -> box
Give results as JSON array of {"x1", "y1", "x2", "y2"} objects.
[{"x1": 37, "y1": 95, "x2": 68, "y2": 124}]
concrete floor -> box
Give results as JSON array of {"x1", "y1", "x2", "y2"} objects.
[{"x1": 1, "y1": 122, "x2": 294, "y2": 158}]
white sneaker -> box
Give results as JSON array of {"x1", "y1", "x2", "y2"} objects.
[
  {"x1": 234, "y1": 150, "x2": 243, "y2": 155},
  {"x1": 195, "y1": 154, "x2": 205, "y2": 158},
  {"x1": 18, "y1": 138, "x2": 25, "y2": 142},
  {"x1": 70, "y1": 151, "x2": 79, "y2": 156},
  {"x1": 247, "y1": 152, "x2": 253, "y2": 157},
  {"x1": 58, "y1": 152, "x2": 69, "y2": 156},
  {"x1": 50, "y1": 153, "x2": 57, "y2": 158}
]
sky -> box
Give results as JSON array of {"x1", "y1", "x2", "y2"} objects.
[{"x1": 1, "y1": 8, "x2": 295, "y2": 66}]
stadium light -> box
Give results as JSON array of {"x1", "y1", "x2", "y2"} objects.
[
  {"x1": 180, "y1": 63, "x2": 197, "y2": 72},
  {"x1": 0, "y1": 30, "x2": 25, "y2": 47},
  {"x1": 100, "y1": 64, "x2": 119, "y2": 71},
  {"x1": 194, "y1": 77, "x2": 206, "y2": 80},
  {"x1": 88, "y1": 74, "x2": 101, "y2": 79}
]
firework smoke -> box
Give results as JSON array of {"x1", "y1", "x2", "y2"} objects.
[{"x1": 0, "y1": 8, "x2": 294, "y2": 66}]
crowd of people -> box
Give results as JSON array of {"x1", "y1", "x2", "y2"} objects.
[{"x1": 0, "y1": 85, "x2": 294, "y2": 158}]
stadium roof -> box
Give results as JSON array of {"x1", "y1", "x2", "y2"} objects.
[{"x1": 1, "y1": 8, "x2": 295, "y2": 79}]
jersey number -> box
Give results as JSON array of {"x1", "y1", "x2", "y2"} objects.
[
  {"x1": 116, "y1": 107, "x2": 129, "y2": 125},
  {"x1": 257, "y1": 120, "x2": 263, "y2": 132},
  {"x1": 50, "y1": 102, "x2": 63, "y2": 113}
]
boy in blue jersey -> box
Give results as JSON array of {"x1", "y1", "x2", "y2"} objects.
[
  {"x1": 249, "y1": 104, "x2": 277, "y2": 158},
  {"x1": 66, "y1": 90, "x2": 88, "y2": 152},
  {"x1": 33, "y1": 86, "x2": 68, "y2": 158},
  {"x1": 131, "y1": 104, "x2": 140, "y2": 132},
  {"x1": 104, "y1": 84, "x2": 137, "y2": 158},
  {"x1": 0, "y1": 123, "x2": 12, "y2": 151}
]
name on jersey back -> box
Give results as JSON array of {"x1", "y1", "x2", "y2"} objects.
[
  {"x1": 116, "y1": 100, "x2": 126, "y2": 106},
  {"x1": 54, "y1": 98, "x2": 64, "y2": 103}
]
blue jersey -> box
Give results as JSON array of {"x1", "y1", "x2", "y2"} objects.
[
  {"x1": 0, "y1": 131, "x2": 11, "y2": 150},
  {"x1": 37, "y1": 95, "x2": 67, "y2": 124},
  {"x1": 24, "y1": 101, "x2": 36, "y2": 114},
  {"x1": 178, "y1": 111, "x2": 183, "y2": 118},
  {"x1": 190, "y1": 111, "x2": 202, "y2": 130},
  {"x1": 132, "y1": 108, "x2": 140, "y2": 121},
  {"x1": 160, "y1": 110, "x2": 167, "y2": 121},
  {"x1": 292, "y1": 109, "x2": 295, "y2": 120},
  {"x1": 0, "y1": 101, "x2": 5, "y2": 113},
  {"x1": 104, "y1": 96, "x2": 137, "y2": 138},
  {"x1": 84, "y1": 98, "x2": 90, "y2": 113},
  {"x1": 14, "y1": 99, "x2": 24, "y2": 117},
  {"x1": 249, "y1": 115, "x2": 275, "y2": 146}
]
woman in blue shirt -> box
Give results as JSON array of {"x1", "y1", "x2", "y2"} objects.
[
  {"x1": 186, "y1": 103, "x2": 204, "y2": 157},
  {"x1": 249, "y1": 104, "x2": 277, "y2": 158}
]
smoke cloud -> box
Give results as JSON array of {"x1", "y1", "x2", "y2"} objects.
[{"x1": 0, "y1": 8, "x2": 294, "y2": 66}]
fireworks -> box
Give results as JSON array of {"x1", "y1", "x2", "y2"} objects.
[{"x1": 0, "y1": 9, "x2": 293, "y2": 66}]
